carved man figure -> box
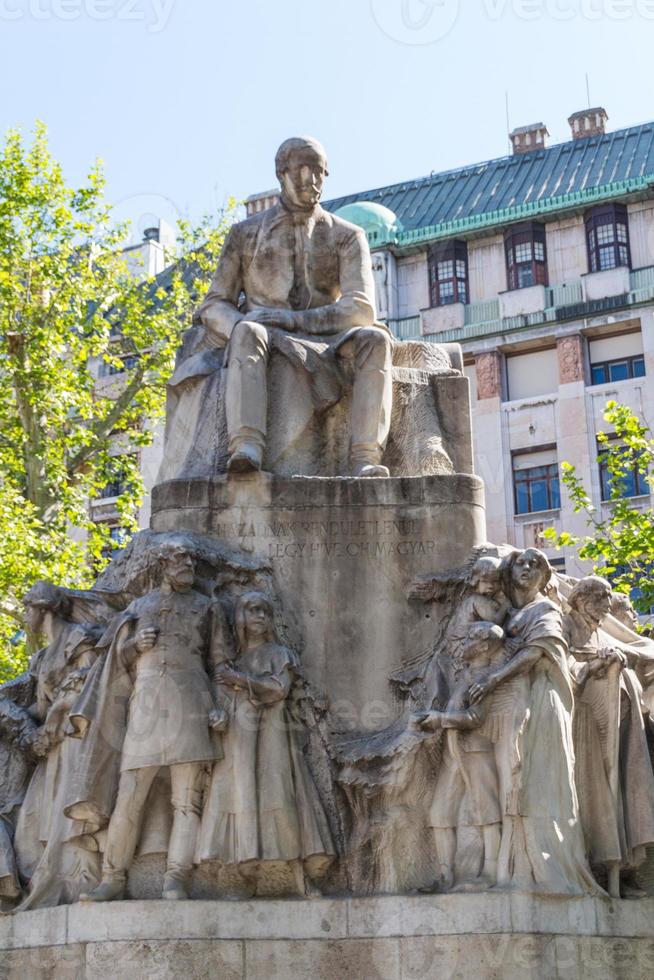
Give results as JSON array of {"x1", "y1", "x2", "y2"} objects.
[
  {"x1": 197, "y1": 136, "x2": 393, "y2": 477},
  {"x1": 81, "y1": 544, "x2": 227, "y2": 902}
]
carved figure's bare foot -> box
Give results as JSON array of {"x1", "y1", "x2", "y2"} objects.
[
  {"x1": 79, "y1": 878, "x2": 125, "y2": 903},
  {"x1": 353, "y1": 463, "x2": 390, "y2": 478},
  {"x1": 227, "y1": 445, "x2": 262, "y2": 474}
]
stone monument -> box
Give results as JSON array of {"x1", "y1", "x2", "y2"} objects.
[{"x1": 1, "y1": 136, "x2": 653, "y2": 979}]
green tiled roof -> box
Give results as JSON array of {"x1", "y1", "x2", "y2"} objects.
[{"x1": 324, "y1": 123, "x2": 654, "y2": 247}]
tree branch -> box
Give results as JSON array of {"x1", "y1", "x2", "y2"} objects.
[{"x1": 66, "y1": 364, "x2": 148, "y2": 477}]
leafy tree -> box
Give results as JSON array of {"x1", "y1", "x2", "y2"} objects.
[
  {"x1": 543, "y1": 400, "x2": 654, "y2": 616},
  {"x1": 0, "y1": 123, "x2": 234, "y2": 680}
]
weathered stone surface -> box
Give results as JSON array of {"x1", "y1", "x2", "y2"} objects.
[
  {"x1": 1, "y1": 897, "x2": 654, "y2": 979},
  {"x1": 151, "y1": 474, "x2": 486, "y2": 730},
  {"x1": 85, "y1": 939, "x2": 243, "y2": 980}
]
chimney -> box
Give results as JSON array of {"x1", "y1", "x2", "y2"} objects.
[
  {"x1": 245, "y1": 189, "x2": 280, "y2": 217},
  {"x1": 143, "y1": 226, "x2": 160, "y2": 243},
  {"x1": 509, "y1": 123, "x2": 549, "y2": 156},
  {"x1": 568, "y1": 107, "x2": 608, "y2": 140}
]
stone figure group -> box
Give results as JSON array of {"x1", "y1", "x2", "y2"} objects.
[
  {"x1": 0, "y1": 538, "x2": 335, "y2": 910},
  {"x1": 395, "y1": 549, "x2": 654, "y2": 899},
  {"x1": 2, "y1": 538, "x2": 652, "y2": 910}
]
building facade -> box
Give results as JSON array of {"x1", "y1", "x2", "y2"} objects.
[{"x1": 322, "y1": 108, "x2": 654, "y2": 579}]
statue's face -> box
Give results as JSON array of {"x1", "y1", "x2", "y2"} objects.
[
  {"x1": 279, "y1": 148, "x2": 327, "y2": 209},
  {"x1": 476, "y1": 571, "x2": 500, "y2": 597},
  {"x1": 24, "y1": 603, "x2": 45, "y2": 635},
  {"x1": 163, "y1": 549, "x2": 195, "y2": 590},
  {"x1": 243, "y1": 599, "x2": 270, "y2": 638},
  {"x1": 512, "y1": 550, "x2": 546, "y2": 592},
  {"x1": 581, "y1": 588, "x2": 612, "y2": 624}
]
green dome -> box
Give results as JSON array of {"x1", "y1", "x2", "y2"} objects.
[{"x1": 334, "y1": 201, "x2": 402, "y2": 244}]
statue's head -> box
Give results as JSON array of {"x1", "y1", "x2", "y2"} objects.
[
  {"x1": 568, "y1": 575, "x2": 612, "y2": 626},
  {"x1": 611, "y1": 591, "x2": 639, "y2": 630},
  {"x1": 275, "y1": 136, "x2": 328, "y2": 211},
  {"x1": 159, "y1": 542, "x2": 195, "y2": 592},
  {"x1": 501, "y1": 548, "x2": 552, "y2": 605},
  {"x1": 468, "y1": 556, "x2": 503, "y2": 597},
  {"x1": 24, "y1": 581, "x2": 71, "y2": 633},
  {"x1": 234, "y1": 591, "x2": 277, "y2": 653}
]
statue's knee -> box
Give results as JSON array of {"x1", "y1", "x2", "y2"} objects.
[
  {"x1": 355, "y1": 327, "x2": 392, "y2": 365},
  {"x1": 231, "y1": 319, "x2": 269, "y2": 354}
]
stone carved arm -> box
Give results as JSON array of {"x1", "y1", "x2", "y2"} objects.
[
  {"x1": 196, "y1": 227, "x2": 245, "y2": 345},
  {"x1": 417, "y1": 705, "x2": 485, "y2": 731},
  {"x1": 468, "y1": 644, "x2": 543, "y2": 705}
]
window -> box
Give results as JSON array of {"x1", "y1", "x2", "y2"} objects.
[
  {"x1": 585, "y1": 204, "x2": 631, "y2": 273},
  {"x1": 591, "y1": 355, "x2": 645, "y2": 385},
  {"x1": 513, "y1": 450, "x2": 561, "y2": 515},
  {"x1": 428, "y1": 241, "x2": 468, "y2": 307},
  {"x1": 589, "y1": 333, "x2": 645, "y2": 385},
  {"x1": 98, "y1": 354, "x2": 139, "y2": 378},
  {"x1": 506, "y1": 348, "x2": 558, "y2": 401},
  {"x1": 599, "y1": 442, "x2": 649, "y2": 501},
  {"x1": 100, "y1": 525, "x2": 129, "y2": 562},
  {"x1": 504, "y1": 223, "x2": 548, "y2": 291}
]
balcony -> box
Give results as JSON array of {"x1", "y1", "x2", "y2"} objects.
[
  {"x1": 582, "y1": 266, "x2": 630, "y2": 302},
  {"x1": 388, "y1": 266, "x2": 654, "y2": 346},
  {"x1": 420, "y1": 303, "x2": 465, "y2": 335},
  {"x1": 499, "y1": 284, "x2": 547, "y2": 320}
]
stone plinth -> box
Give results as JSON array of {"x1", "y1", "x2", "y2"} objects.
[
  {"x1": 150, "y1": 474, "x2": 486, "y2": 729},
  {"x1": 2, "y1": 895, "x2": 653, "y2": 979}
]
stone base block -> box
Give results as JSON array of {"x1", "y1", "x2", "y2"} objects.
[
  {"x1": 150, "y1": 473, "x2": 486, "y2": 729},
  {"x1": 1, "y1": 895, "x2": 653, "y2": 979}
]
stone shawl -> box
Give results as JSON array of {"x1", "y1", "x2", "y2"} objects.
[
  {"x1": 566, "y1": 610, "x2": 654, "y2": 867},
  {"x1": 498, "y1": 597, "x2": 602, "y2": 896}
]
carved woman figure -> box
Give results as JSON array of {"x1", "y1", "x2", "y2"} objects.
[
  {"x1": 564, "y1": 576, "x2": 654, "y2": 898},
  {"x1": 196, "y1": 591, "x2": 335, "y2": 896},
  {"x1": 468, "y1": 549, "x2": 600, "y2": 895},
  {"x1": 13, "y1": 582, "x2": 109, "y2": 909}
]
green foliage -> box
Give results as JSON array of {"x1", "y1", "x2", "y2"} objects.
[
  {"x1": 543, "y1": 401, "x2": 654, "y2": 614},
  {"x1": 0, "y1": 123, "x2": 234, "y2": 678}
]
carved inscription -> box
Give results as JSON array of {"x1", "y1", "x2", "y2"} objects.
[{"x1": 213, "y1": 518, "x2": 436, "y2": 560}]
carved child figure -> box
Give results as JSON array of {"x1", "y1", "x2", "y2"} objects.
[{"x1": 415, "y1": 622, "x2": 506, "y2": 891}]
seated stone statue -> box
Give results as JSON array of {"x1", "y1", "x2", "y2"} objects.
[{"x1": 196, "y1": 135, "x2": 393, "y2": 478}]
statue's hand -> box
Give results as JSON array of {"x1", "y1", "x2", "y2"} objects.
[
  {"x1": 599, "y1": 646, "x2": 627, "y2": 668},
  {"x1": 215, "y1": 663, "x2": 246, "y2": 689},
  {"x1": 135, "y1": 627, "x2": 158, "y2": 653},
  {"x1": 246, "y1": 308, "x2": 299, "y2": 331},
  {"x1": 469, "y1": 674, "x2": 497, "y2": 705},
  {"x1": 413, "y1": 711, "x2": 443, "y2": 732},
  {"x1": 209, "y1": 706, "x2": 228, "y2": 734}
]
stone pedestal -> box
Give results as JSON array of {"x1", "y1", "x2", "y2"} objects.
[
  {"x1": 151, "y1": 474, "x2": 486, "y2": 729},
  {"x1": 2, "y1": 895, "x2": 653, "y2": 979}
]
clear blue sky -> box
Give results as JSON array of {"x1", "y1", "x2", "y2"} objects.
[{"x1": 2, "y1": 0, "x2": 653, "y2": 240}]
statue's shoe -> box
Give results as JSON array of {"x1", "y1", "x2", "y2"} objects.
[
  {"x1": 162, "y1": 878, "x2": 189, "y2": 901},
  {"x1": 227, "y1": 446, "x2": 262, "y2": 474},
  {"x1": 353, "y1": 463, "x2": 390, "y2": 478},
  {"x1": 79, "y1": 879, "x2": 125, "y2": 902}
]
